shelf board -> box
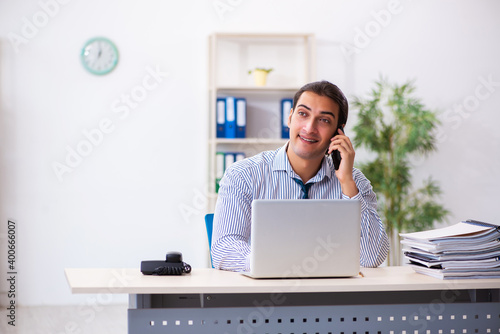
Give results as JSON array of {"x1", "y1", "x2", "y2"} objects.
[
  {"x1": 212, "y1": 138, "x2": 288, "y2": 145},
  {"x1": 212, "y1": 32, "x2": 314, "y2": 40},
  {"x1": 213, "y1": 86, "x2": 299, "y2": 93}
]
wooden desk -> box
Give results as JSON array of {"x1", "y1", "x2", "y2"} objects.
[{"x1": 65, "y1": 266, "x2": 500, "y2": 334}]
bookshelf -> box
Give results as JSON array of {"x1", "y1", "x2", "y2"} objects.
[{"x1": 207, "y1": 33, "x2": 316, "y2": 212}]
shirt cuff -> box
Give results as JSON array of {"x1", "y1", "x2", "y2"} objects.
[
  {"x1": 341, "y1": 191, "x2": 361, "y2": 200},
  {"x1": 342, "y1": 192, "x2": 368, "y2": 212}
]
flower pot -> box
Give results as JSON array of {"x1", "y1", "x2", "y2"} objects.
[{"x1": 253, "y1": 70, "x2": 268, "y2": 86}]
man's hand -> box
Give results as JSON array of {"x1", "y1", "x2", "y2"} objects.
[{"x1": 327, "y1": 128, "x2": 359, "y2": 197}]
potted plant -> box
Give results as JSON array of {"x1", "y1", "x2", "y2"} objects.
[
  {"x1": 248, "y1": 68, "x2": 273, "y2": 86},
  {"x1": 351, "y1": 78, "x2": 449, "y2": 266}
]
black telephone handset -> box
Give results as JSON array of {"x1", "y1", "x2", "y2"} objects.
[
  {"x1": 141, "y1": 251, "x2": 192, "y2": 275},
  {"x1": 330, "y1": 126, "x2": 344, "y2": 170}
]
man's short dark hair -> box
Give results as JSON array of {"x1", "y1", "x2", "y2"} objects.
[{"x1": 292, "y1": 81, "x2": 349, "y2": 126}]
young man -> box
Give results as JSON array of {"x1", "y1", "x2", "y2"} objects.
[{"x1": 211, "y1": 81, "x2": 389, "y2": 272}]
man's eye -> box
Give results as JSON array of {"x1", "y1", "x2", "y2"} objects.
[{"x1": 320, "y1": 118, "x2": 330, "y2": 123}]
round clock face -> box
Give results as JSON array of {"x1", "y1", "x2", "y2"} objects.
[{"x1": 81, "y1": 37, "x2": 119, "y2": 75}]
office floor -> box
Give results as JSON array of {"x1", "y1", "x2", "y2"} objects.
[{"x1": 0, "y1": 304, "x2": 127, "y2": 334}]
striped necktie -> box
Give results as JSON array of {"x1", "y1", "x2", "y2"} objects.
[{"x1": 292, "y1": 178, "x2": 315, "y2": 199}]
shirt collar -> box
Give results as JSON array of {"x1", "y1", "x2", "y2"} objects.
[
  {"x1": 272, "y1": 142, "x2": 335, "y2": 183},
  {"x1": 272, "y1": 142, "x2": 293, "y2": 173}
]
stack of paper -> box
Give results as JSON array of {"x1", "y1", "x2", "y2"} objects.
[{"x1": 400, "y1": 220, "x2": 500, "y2": 279}]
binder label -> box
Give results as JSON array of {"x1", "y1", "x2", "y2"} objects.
[
  {"x1": 236, "y1": 100, "x2": 246, "y2": 126},
  {"x1": 226, "y1": 97, "x2": 235, "y2": 122},
  {"x1": 217, "y1": 100, "x2": 225, "y2": 124}
]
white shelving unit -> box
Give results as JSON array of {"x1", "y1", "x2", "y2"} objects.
[{"x1": 207, "y1": 33, "x2": 316, "y2": 212}]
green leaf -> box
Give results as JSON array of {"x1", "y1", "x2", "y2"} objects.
[{"x1": 352, "y1": 77, "x2": 449, "y2": 238}]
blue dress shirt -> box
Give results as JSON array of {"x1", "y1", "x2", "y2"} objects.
[{"x1": 212, "y1": 143, "x2": 390, "y2": 272}]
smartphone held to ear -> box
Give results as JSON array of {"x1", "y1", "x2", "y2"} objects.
[{"x1": 330, "y1": 126, "x2": 343, "y2": 170}]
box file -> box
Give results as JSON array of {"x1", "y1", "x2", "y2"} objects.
[
  {"x1": 224, "y1": 152, "x2": 235, "y2": 172},
  {"x1": 235, "y1": 98, "x2": 246, "y2": 138},
  {"x1": 281, "y1": 98, "x2": 292, "y2": 139},
  {"x1": 235, "y1": 152, "x2": 245, "y2": 162},
  {"x1": 224, "y1": 97, "x2": 236, "y2": 138},
  {"x1": 215, "y1": 152, "x2": 225, "y2": 193},
  {"x1": 216, "y1": 96, "x2": 246, "y2": 139},
  {"x1": 216, "y1": 98, "x2": 226, "y2": 138},
  {"x1": 215, "y1": 152, "x2": 246, "y2": 193}
]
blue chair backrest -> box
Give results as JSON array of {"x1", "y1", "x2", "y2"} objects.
[{"x1": 205, "y1": 213, "x2": 214, "y2": 268}]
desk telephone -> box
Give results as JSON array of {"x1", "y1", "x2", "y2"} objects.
[{"x1": 141, "y1": 251, "x2": 192, "y2": 275}]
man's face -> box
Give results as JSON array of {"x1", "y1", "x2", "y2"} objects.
[{"x1": 287, "y1": 91, "x2": 340, "y2": 162}]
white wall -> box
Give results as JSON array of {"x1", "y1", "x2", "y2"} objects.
[{"x1": 0, "y1": 0, "x2": 498, "y2": 307}]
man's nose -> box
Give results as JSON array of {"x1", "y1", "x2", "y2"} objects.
[{"x1": 303, "y1": 119, "x2": 317, "y2": 133}]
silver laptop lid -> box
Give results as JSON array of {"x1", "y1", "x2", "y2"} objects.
[{"x1": 248, "y1": 199, "x2": 361, "y2": 278}]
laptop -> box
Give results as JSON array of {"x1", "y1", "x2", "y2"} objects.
[{"x1": 244, "y1": 199, "x2": 361, "y2": 279}]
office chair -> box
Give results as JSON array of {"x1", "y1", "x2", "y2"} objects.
[{"x1": 205, "y1": 213, "x2": 214, "y2": 268}]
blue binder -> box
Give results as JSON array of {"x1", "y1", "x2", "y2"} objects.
[
  {"x1": 234, "y1": 152, "x2": 246, "y2": 162},
  {"x1": 215, "y1": 151, "x2": 246, "y2": 193},
  {"x1": 224, "y1": 152, "x2": 235, "y2": 171},
  {"x1": 225, "y1": 97, "x2": 236, "y2": 138},
  {"x1": 216, "y1": 98, "x2": 226, "y2": 138},
  {"x1": 235, "y1": 98, "x2": 246, "y2": 138},
  {"x1": 224, "y1": 152, "x2": 246, "y2": 170},
  {"x1": 281, "y1": 98, "x2": 293, "y2": 139},
  {"x1": 215, "y1": 152, "x2": 225, "y2": 193}
]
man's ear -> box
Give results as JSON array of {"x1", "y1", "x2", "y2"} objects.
[{"x1": 287, "y1": 108, "x2": 293, "y2": 127}]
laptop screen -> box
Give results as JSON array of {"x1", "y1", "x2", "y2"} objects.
[{"x1": 247, "y1": 199, "x2": 361, "y2": 279}]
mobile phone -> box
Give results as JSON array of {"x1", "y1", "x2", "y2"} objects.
[{"x1": 330, "y1": 126, "x2": 344, "y2": 170}]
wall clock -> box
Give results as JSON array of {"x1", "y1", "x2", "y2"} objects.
[{"x1": 81, "y1": 37, "x2": 119, "y2": 75}]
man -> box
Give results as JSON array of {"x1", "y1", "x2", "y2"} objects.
[{"x1": 212, "y1": 81, "x2": 389, "y2": 272}]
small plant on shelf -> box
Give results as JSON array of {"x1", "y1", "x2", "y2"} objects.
[{"x1": 248, "y1": 68, "x2": 273, "y2": 86}]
